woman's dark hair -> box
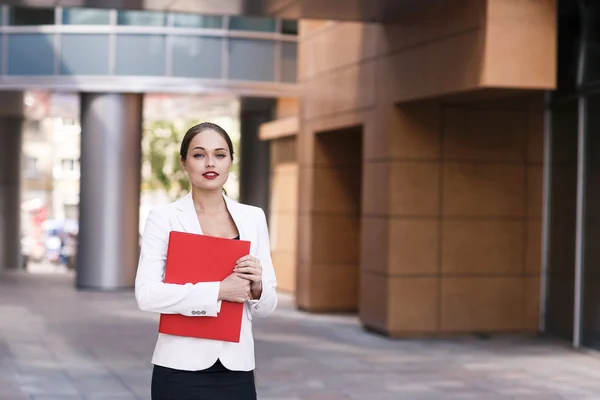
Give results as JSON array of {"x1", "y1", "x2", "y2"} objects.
[{"x1": 180, "y1": 122, "x2": 234, "y2": 161}]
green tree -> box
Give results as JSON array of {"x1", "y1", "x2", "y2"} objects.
[{"x1": 142, "y1": 120, "x2": 191, "y2": 201}]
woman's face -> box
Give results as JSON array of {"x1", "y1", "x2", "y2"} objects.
[{"x1": 181, "y1": 129, "x2": 232, "y2": 192}]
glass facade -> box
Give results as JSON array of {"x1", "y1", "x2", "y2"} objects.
[
  {"x1": 61, "y1": 35, "x2": 110, "y2": 75},
  {"x1": 62, "y1": 8, "x2": 111, "y2": 25},
  {"x1": 172, "y1": 36, "x2": 222, "y2": 79},
  {"x1": 10, "y1": 6, "x2": 54, "y2": 25},
  {"x1": 172, "y1": 13, "x2": 222, "y2": 29},
  {"x1": 229, "y1": 16, "x2": 276, "y2": 32},
  {"x1": 0, "y1": 6, "x2": 297, "y2": 86},
  {"x1": 117, "y1": 10, "x2": 166, "y2": 26}
]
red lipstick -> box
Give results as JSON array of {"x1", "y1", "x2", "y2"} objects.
[{"x1": 202, "y1": 172, "x2": 219, "y2": 180}]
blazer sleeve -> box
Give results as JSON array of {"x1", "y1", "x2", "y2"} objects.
[
  {"x1": 248, "y1": 208, "x2": 278, "y2": 317},
  {"x1": 134, "y1": 208, "x2": 222, "y2": 317}
]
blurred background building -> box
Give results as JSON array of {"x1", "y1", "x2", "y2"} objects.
[{"x1": 1, "y1": 0, "x2": 599, "y2": 353}]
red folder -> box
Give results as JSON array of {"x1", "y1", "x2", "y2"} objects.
[{"x1": 158, "y1": 231, "x2": 250, "y2": 343}]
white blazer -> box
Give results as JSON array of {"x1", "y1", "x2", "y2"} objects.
[{"x1": 134, "y1": 192, "x2": 278, "y2": 372}]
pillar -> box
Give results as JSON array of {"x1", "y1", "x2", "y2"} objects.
[
  {"x1": 0, "y1": 92, "x2": 24, "y2": 270},
  {"x1": 239, "y1": 97, "x2": 275, "y2": 214},
  {"x1": 76, "y1": 93, "x2": 142, "y2": 290}
]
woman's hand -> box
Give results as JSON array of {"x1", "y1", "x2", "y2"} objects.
[
  {"x1": 218, "y1": 273, "x2": 251, "y2": 303},
  {"x1": 234, "y1": 255, "x2": 263, "y2": 299}
]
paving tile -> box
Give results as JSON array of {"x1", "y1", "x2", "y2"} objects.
[{"x1": 2, "y1": 270, "x2": 600, "y2": 399}]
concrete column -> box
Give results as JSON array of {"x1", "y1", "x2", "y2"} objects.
[
  {"x1": 239, "y1": 97, "x2": 275, "y2": 214},
  {"x1": 76, "y1": 93, "x2": 142, "y2": 290},
  {"x1": 0, "y1": 92, "x2": 24, "y2": 270}
]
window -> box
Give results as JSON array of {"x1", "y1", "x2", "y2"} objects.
[
  {"x1": 115, "y1": 35, "x2": 166, "y2": 76},
  {"x1": 61, "y1": 158, "x2": 79, "y2": 172},
  {"x1": 9, "y1": 7, "x2": 55, "y2": 26},
  {"x1": 281, "y1": 20, "x2": 298, "y2": 35},
  {"x1": 229, "y1": 39, "x2": 275, "y2": 81},
  {"x1": 117, "y1": 10, "x2": 166, "y2": 26},
  {"x1": 172, "y1": 13, "x2": 222, "y2": 28},
  {"x1": 23, "y1": 155, "x2": 39, "y2": 177},
  {"x1": 229, "y1": 16, "x2": 275, "y2": 32},
  {"x1": 62, "y1": 8, "x2": 111, "y2": 25}
]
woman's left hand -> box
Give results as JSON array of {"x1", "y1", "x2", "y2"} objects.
[
  {"x1": 234, "y1": 256, "x2": 263, "y2": 299},
  {"x1": 234, "y1": 255, "x2": 262, "y2": 284}
]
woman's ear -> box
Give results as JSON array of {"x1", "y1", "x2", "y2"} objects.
[{"x1": 179, "y1": 157, "x2": 187, "y2": 172}]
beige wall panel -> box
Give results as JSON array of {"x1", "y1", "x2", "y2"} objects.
[
  {"x1": 298, "y1": 166, "x2": 314, "y2": 213},
  {"x1": 271, "y1": 212, "x2": 297, "y2": 253},
  {"x1": 483, "y1": 0, "x2": 557, "y2": 89},
  {"x1": 441, "y1": 220, "x2": 524, "y2": 276},
  {"x1": 310, "y1": 214, "x2": 361, "y2": 265},
  {"x1": 273, "y1": 251, "x2": 297, "y2": 293},
  {"x1": 302, "y1": 22, "x2": 380, "y2": 80},
  {"x1": 360, "y1": 272, "x2": 389, "y2": 330},
  {"x1": 527, "y1": 165, "x2": 543, "y2": 218},
  {"x1": 305, "y1": 263, "x2": 360, "y2": 311},
  {"x1": 442, "y1": 163, "x2": 525, "y2": 217},
  {"x1": 376, "y1": 0, "x2": 485, "y2": 56},
  {"x1": 305, "y1": 111, "x2": 368, "y2": 138},
  {"x1": 442, "y1": 108, "x2": 527, "y2": 162},
  {"x1": 388, "y1": 277, "x2": 439, "y2": 333},
  {"x1": 313, "y1": 127, "x2": 363, "y2": 166},
  {"x1": 389, "y1": 161, "x2": 440, "y2": 216},
  {"x1": 388, "y1": 219, "x2": 439, "y2": 276},
  {"x1": 380, "y1": 29, "x2": 485, "y2": 103},
  {"x1": 312, "y1": 167, "x2": 362, "y2": 214},
  {"x1": 527, "y1": 111, "x2": 545, "y2": 164},
  {"x1": 362, "y1": 161, "x2": 390, "y2": 215},
  {"x1": 441, "y1": 277, "x2": 523, "y2": 332},
  {"x1": 276, "y1": 98, "x2": 299, "y2": 119},
  {"x1": 360, "y1": 216, "x2": 389, "y2": 275},
  {"x1": 299, "y1": 20, "x2": 333, "y2": 38},
  {"x1": 525, "y1": 220, "x2": 542, "y2": 276},
  {"x1": 304, "y1": 61, "x2": 376, "y2": 120},
  {"x1": 364, "y1": 103, "x2": 441, "y2": 161},
  {"x1": 270, "y1": 168, "x2": 298, "y2": 214},
  {"x1": 523, "y1": 276, "x2": 540, "y2": 331}
]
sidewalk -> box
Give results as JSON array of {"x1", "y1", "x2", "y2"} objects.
[{"x1": 2, "y1": 270, "x2": 600, "y2": 399}]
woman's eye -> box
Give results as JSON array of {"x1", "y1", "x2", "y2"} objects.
[
  {"x1": 216, "y1": 154, "x2": 226, "y2": 159},
  {"x1": 193, "y1": 154, "x2": 204, "y2": 158}
]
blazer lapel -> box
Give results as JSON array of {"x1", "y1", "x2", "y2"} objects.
[
  {"x1": 223, "y1": 193, "x2": 246, "y2": 241},
  {"x1": 175, "y1": 192, "x2": 203, "y2": 234}
]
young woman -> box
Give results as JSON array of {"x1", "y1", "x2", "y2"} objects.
[{"x1": 135, "y1": 122, "x2": 278, "y2": 399}]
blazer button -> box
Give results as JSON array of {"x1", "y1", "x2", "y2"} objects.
[
  {"x1": 191, "y1": 310, "x2": 197, "y2": 315},
  {"x1": 200, "y1": 310, "x2": 206, "y2": 315}
]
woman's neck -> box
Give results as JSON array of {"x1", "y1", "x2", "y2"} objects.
[{"x1": 191, "y1": 187, "x2": 225, "y2": 214}]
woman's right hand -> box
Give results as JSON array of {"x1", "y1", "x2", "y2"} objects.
[{"x1": 218, "y1": 273, "x2": 251, "y2": 303}]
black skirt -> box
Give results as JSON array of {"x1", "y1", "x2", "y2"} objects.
[{"x1": 151, "y1": 359, "x2": 257, "y2": 400}]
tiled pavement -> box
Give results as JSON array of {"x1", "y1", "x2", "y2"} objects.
[{"x1": 2, "y1": 271, "x2": 600, "y2": 399}]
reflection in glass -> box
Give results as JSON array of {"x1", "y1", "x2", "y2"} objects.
[
  {"x1": 229, "y1": 39, "x2": 275, "y2": 81},
  {"x1": 581, "y1": 1, "x2": 600, "y2": 85},
  {"x1": 117, "y1": 10, "x2": 166, "y2": 26},
  {"x1": 10, "y1": 7, "x2": 55, "y2": 26},
  {"x1": 544, "y1": 100, "x2": 578, "y2": 342},
  {"x1": 229, "y1": 16, "x2": 275, "y2": 32},
  {"x1": 8, "y1": 34, "x2": 54, "y2": 75},
  {"x1": 62, "y1": 8, "x2": 111, "y2": 25},
  {"x1": 61, "y1": 35, "x2": 110, "y2": 75},
  {"x1": 581, "y1": 95, "x2": 600, "y2": 348},
  {"x1": 281, "y1": 42, "x2": 297, "y2": 83},
  {"x1": 172, "y1": 14, "x2": 222, "y2": 28},
  {"x1": 172, "y1": 36, "x2": 222, "y2": 79},
  {"x1": 115, "y1": 35, "x2": 165, "y2": 76},
  {"x1": 281, "y1": 20, "x2": 298, "y2": 35}
]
